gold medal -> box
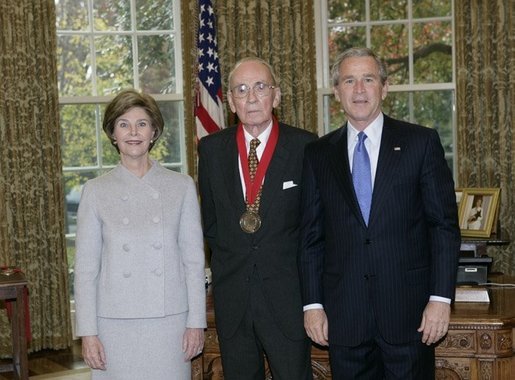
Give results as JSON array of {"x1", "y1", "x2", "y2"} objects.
[{"x1": 240, "y1": 210, "x2": 262, "y2": 233}]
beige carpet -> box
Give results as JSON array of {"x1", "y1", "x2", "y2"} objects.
[{"x1": 30, "y1": 367, "x2": 90, "y2": 380}]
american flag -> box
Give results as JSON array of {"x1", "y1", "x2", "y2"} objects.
[{"x1": 195, "y1": 0, "x2": 225, "y2": 139}]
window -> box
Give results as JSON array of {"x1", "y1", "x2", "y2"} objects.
[
  {"x1": 315, "y1": 0, "x2": 455, "y2": 171},
  {"x1": 55, "y1": 0, "x2": 183, "y2": 288}
]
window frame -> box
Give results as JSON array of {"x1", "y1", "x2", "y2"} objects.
[
  {"x1": 56, "y1": 0, "x2": 185, "y2": 269},
  {"x1": 314, "y1": 0, "x2": 457, "y2": 177}
]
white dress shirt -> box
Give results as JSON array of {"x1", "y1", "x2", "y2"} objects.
[{"x1": 238, "y1": 121, "x2": 273, "y2": 194}]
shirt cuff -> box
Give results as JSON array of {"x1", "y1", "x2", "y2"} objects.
[
  {"x1": 303, "y1": 303, "x2": 324, "y2": 312},
  {"x1": 429, "y1": 295, "x2": 451, "y2": 304}
]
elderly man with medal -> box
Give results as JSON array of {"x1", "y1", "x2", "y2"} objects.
[{"x1": 198, "y1": 57, "x2": 317, "y2": 380}]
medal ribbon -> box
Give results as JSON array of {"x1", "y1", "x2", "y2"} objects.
[{"x1": 236, "y1": 117, "x2": 279, "y2": 206}]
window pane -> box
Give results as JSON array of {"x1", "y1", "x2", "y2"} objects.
[
  {"x1": 327, "y1": 0, "x2": 365, "y2": 23},
  {"x1": 55, "y1": 0, "x2": 88, "y2": 31},
  {"x1": 57, "y1": 35, "x2": 92, "y2": 96},
  {"x1": 93, "y1": 0, "x2": 131, "y2": 31},
  {"x1": 412, "y1": 90, "x2": 454, "y2": 155},
  {"x1": 382, "y1": 92, "x2": 410, "y2": 121},
  {"x1": 151, "y1": 101, "x2": 183, "y2": 164},
  {"x1": 413, "y1": 21, "x2": 452, "y2": 84},
  {"x1": 371, "y1": 24, "x2": 409, "y2": 85},
  {"x1": 328, "y1": 26, "x2": 367, "y2": 70},
  {"x1": 96, "y1": 104, "x2": 121, "y2": 166},
  {"x1": 100, "y1": 132, "x2": 121, "y2": 167},
  {"x1": 63, "y1": 170, "x2": 100, "y2": 235},
  {"x1": 136, "y1": 0, "x2": 174, "y2": 30},
  {"x1": 138, "y1": 35, "x2": 176, "y2": 93},
  {"x1": 66, "y1": 235, "x2": 76, "y2": 293},
  {"x1": 95, "y1": 35, "x2": 133, "y2": 95},
  {"x1": 413, "y1": 0, "x2": 452, "y2": 18},
  {"x1": 324, "y1": 94, "x2": 345, "y2": 132},
  {"x1": 370, "y1": 0, "x2": 408, "y2": 21},
  {"x1": 60, "y1": 104, "x2": 99, "y2": 167}
]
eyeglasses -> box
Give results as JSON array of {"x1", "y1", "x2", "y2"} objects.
[{"x1": 230, "y1": 82, "x2": 275, "y2": 99}]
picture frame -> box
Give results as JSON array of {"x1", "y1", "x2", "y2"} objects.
[
  {"x1": 455, "y1": 188, "x2": 463, "y2": 209},
  {"x1": 458, "y1": 188, "x2": 500, "y2": 238}
]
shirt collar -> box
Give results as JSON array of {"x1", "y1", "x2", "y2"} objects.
[
  {"x1": 347, "y1": 113, "x2": 383, "y2": 146},
  {"x1": 243, "y1": 120, "x2": 273, "y2": 146}
]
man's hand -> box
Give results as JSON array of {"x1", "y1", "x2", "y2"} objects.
[
  {"x1": 304, "y1": 309, "x2": 329, "y2": 346},
  {"x1": 82, "y1": 335, "x2": 107, "y2": 370},
  {"x1": 418, "y1": 301, "x2": 451, "y2": 345}
]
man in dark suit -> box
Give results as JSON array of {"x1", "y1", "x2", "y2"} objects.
[
  {"x1": 298, "y1": 47, "x2": 460, "y2": 379},
  {"x1": 198, "y1": 57, "x2": 316, "y2": 380}
]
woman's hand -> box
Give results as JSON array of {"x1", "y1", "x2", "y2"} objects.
[
  {"x1": 182, "y1": 328, "x2": 205, "y2": 361},
  {"x1": 82, "y1": 335, "x2": 107, "y2": 370}
]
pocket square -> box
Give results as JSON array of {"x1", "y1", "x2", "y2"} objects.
[{"x1": 282, "y1": 180, "x2": 297, "y2": 190}]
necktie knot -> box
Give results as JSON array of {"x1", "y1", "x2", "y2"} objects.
[
  {"x1": 250, "y1": 138, "x2": 260, "y2": 151},
  {"x1": 357, "y1": 131, "x2": 367, "y2": 151}
]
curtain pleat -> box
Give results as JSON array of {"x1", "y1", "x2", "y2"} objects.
[
  {"x1": 0, "y1": 0, "x2": 72, "y2": 355},
  {"x1": 455, "y1": 0, "x2": 514, "y2": 274}
]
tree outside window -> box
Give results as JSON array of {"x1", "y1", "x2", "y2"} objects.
[{"x1": 320, "y1": 0, "x2": 455, "y2": 170}]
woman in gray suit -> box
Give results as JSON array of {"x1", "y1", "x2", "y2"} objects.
[{"x1": 74, "y1": 89, "x2": 206, "y2": 379}]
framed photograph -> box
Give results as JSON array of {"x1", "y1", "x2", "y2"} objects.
[
  {"x1": 459, "y1": 188, "x2": 500, "y2": 238},
  {"x1": 455, "y1": 188, "x2": 463, "y2": 209}
]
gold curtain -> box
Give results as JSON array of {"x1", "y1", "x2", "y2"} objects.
[
  {"x1": 0, "y1": 0, "x2": 72, "y2": 354},
  {"x1": 182, "y1": 0, "x2": 317, "y2": 177},
  {"x1": 455, "y1": 0, "x2": 514, "y2": 274}
]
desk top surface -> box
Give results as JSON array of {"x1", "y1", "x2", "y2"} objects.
[{"x1": 451, "y1": 274, "x2": 515, "y2": 327}]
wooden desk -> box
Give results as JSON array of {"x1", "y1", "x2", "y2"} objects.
[
  {"x1": 192, "y1": 277, "x2": 515, "y2": 379},
  {"x1": 435, "y1": 274, "x2": 515, "y2": 379},
  {"x1": 0, "y1": 271, "x2": 29, "y2": 380}
]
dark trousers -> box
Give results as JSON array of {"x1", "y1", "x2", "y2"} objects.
[
  {"x1": 329, "y1": 311, "x2": 435, "y2": 380},
  {"x1": 217, "y1": 271, "x2": 313, "y2": 380}
]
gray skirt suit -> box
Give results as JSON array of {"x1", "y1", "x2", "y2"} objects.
[{"x1": 74, "y1": 162, "x2": 206, "y2": 380}]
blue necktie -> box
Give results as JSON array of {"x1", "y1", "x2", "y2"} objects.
[{"x1": 352, "y1": 132, "x2": 372, "y2": 225}]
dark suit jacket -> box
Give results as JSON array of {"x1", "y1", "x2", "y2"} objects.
[
  {"x1": 198, "y1": 123, "x2": 317, "y2": 340},
  {"x1": 298, "y1": 114, "x2": 460, "y2": 346}
]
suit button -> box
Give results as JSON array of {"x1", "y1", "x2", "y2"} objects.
[
  {"x1": 123, "y1": 272, "x2": 131, "y2": 278},
  {"x1": 122, "y1": 217, "x2": 129, "y2": 225},
  {"x1": 152, "y1": 242, "x2": 162, "y2": 249},
  {"x1": 364, "y1": 274, "x2": 369, "y2": 280},
  {"x1": 365, "y1": 239, "x2": 371, "y2": 245},
  {"x1": 152, "y1": 216, "x2": 160, "y2": 223},
  {"x1": 122, "y1": 244, "x2": 130, "y2": 252},
  {"x1": 152, "y1": 193, "x2": 159, "y2": 199},
  {"x1": 245, "y1": 277, "x2": 250, "y2": 282},
  {"x1": 252, "y1": 246, "x2": 258, "y2": 251}
]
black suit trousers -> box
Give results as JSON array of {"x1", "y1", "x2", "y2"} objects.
[
  {"x1": 217, "y1": 268, "x2": 313, "y2": 380},
  {"x1": 329, "y1": 309, "x2": 435, "y2": 380}
]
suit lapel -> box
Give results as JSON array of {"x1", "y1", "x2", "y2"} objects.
[
  {"x1": 258, "y1": 125, "x2": 290, "y2": 220},
  {"x1": 328, "y1": 126, "x2": 365, "y2": 224},
  {"x1": 219, "y1": 129, "x2": 247, "y2": 217},
  {"x1": 369, "y1": 119, "x2": 403, "y2": 226}
]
